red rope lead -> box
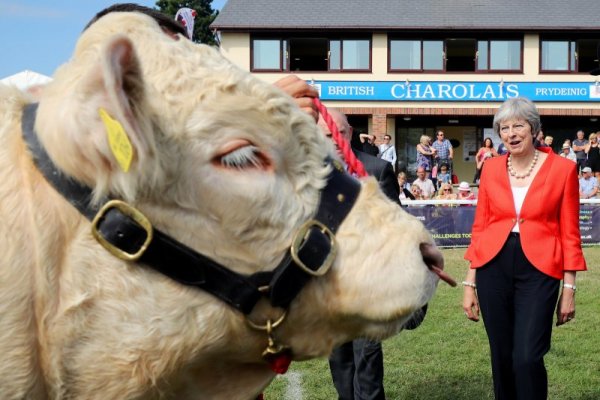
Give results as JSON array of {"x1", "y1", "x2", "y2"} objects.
[{"x1": 312, "y1": 98, "x2": 367, "y2": 178}]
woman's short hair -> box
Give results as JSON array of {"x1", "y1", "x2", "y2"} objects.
[
  {"x1": 419, "y1": 135, "x2": 431, "y2": 145},
  {"x1": 493, "y1": 97, "x2": 541, "y2": 137},
  {"x1": 589, "y1": 133, "x2": 597, "y2": 141}
]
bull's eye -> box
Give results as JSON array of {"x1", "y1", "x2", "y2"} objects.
[{"x1": 218, "y1": 145, "x2": 270, "y2": 170}]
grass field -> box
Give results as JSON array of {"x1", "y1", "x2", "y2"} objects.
[{"x1": 264, "y1": 247, "x2": 600, "y2": 400}]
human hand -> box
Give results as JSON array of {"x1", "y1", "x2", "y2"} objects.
[
  {"x1": 273, "y1": 75, "x2": 319, "y2": 122},
  {"x1": 556, "y1": 288, "x2": 576, "y2": 326},
  {"x1": 462, "y1": 287, "x2": 480, "y2": 322}
]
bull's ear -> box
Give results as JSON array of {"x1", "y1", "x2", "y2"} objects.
[{"x1": 97, "y1": 36, "x2": 151, "y2": 173}]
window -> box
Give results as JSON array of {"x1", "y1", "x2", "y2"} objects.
[
  {"x1": 541, "y1": 38, "x2": 599, "y2": 73},
  {"x1": 289, "y1": 38, "x2": 327, "y2": 71},
  {"x1": 252, "y1": 39, "x2": 286, "y2": 71},
  {"x1": 251, "y1": 36, "x2": 371, "y2": 72},
  {"x1": 390, "y1": 36, "x2": 522, "y2": 73},
  {"x1": 389, "y1": 40, "x2": 443, "y2": 71},
  {"x1": 423, "y1": 41, "x2": 444, "y2": 70},
  {"x1": 390, "y1": 40, "x2": 421, "y2": 70},
  {"x1": 340, "y1": 40, "x2": 370, "y2": 70},
  {"x1": 478, "y1": 40, "x2": 521, "y2": 71},
  {"x1": 329, "y1": 39, "x2": 370, "y2": 70},
  {"x1": 541, "y1": 41, "x2": 574, "y2": 71},
  {"x1": 446, "y1": 39, "x2": 476, "y2": 72}
]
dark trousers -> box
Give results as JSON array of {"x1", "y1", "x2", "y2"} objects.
[
  {"x1": 476, "y1": 233, "x2": 560, "y2": 400},
  {"x1": 576, "y1": 158, "x2": 587, "y2": 173},
  {"x1": 329, "y1": 339, "x2": 385, "y2": 400}
]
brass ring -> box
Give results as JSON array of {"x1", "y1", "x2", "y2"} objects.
[{"x1": 246, "y1": 310, "x2": 287, "y2": 331}]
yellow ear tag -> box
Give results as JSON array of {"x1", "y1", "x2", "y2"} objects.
[{"x1": 99, "y1": 108, "x2": 134, "y2": 172}]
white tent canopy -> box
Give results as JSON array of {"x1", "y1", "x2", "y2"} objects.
[{"x1": 1, "y1": 70, "x2": 52, "y2": 90}]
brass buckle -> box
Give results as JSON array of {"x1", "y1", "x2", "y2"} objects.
[
  {"x1": 290, "y1": 220, "x2": 336, "y2": 277},
  {"x1": 91, "y1": 200, "x2": 153, "y2": 262}
]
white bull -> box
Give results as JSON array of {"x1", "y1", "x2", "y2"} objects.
[{"x1": 0, "y1": 11, "x2": 444, "y2": 400}]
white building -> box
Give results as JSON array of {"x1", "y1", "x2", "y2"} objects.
[{"x1": 212, "y1": 0, "x2": 600, "y2": 180}]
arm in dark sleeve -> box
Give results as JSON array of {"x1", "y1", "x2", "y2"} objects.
[{"x1": 378, "y1": 162, "x2": 400, "y2": 204}]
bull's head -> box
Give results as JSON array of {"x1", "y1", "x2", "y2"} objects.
[{"x1": 29, "y1": 11, "x2": 447, "y2": 399}]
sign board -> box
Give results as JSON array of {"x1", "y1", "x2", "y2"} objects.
[
  {"x1": 312, "y1": 81, "x2": 600, "y2": 102},
  {"x1": 404, "y1": 204, "x2": 600, "y2": 248}
]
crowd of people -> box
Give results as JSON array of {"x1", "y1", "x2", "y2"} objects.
[
  {"x1": 504, "y1": 129, "x2": 600, "y2": 199},
  {"x1": 335, "y1": 114, "x2": 600, "y2": 202},
  {"x1": 409, "y1": 127, "x2": 600, "y2": 201}
]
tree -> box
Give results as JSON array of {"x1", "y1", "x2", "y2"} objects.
[{"x1": 155, "y1": 0, "x2": 219, "y2": 45}]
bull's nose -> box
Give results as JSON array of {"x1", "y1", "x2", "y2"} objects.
[{"x1": 419, "y1": 243, "x2": 456, "y2": 287}]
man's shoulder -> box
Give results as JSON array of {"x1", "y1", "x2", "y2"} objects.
[
  {"x1": 356, "y1": 150, "x2": 389, "y2": 173},
  {"x1": 357, "y1": 150, "x2": 384, "y2": 164}
]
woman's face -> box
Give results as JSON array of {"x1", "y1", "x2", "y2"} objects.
[
  {"x1": 484, "y1": 138, "x2": 493, "y2": 148},
  {"x1": 499, "y1": 118, "x2": 534, "y2": 156}
]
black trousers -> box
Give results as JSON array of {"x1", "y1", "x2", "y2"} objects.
[
  {"x1": 329, "y1": 339, "x2": 385, "y2": 400},
  {"x1": 476, "y1": 233, "x2": 560, "y2": 400}
]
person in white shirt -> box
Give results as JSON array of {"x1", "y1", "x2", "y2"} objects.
[
  {"x1": 378, "y1": 134, "x2": 397, "y2": 168},
  {"x1": 560, "y1": 142, "x2": 577, "y2": 162},
  {"x1": 579, "y1": 167, "x2": 598, "y2": 199},
  {"x1": 412, "y1": 167, "x2": 436, "y2": 199}
]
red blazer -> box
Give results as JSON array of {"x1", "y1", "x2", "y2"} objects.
[{"x1": 465, "y1": 147, "x2": 587, "y2": 279}]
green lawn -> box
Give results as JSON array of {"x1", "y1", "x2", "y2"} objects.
[{"x1": 264, "y1": 247, "x2": 600, "y2": 399}]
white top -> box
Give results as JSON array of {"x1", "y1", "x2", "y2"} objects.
[
  {"x1": 511, "y1": 185, "x2": 530, "y2": 232},
  {"x1": 412, "y1": 178, "x2": 436, "y2": 199}
]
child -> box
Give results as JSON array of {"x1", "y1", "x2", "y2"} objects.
[{"x1": 436, "y1": 164, "x2": 451, "y2": 189}]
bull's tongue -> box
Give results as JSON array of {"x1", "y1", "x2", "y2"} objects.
[{"x1": 431, "y1": 266, "x2": 457, "y2": 287}]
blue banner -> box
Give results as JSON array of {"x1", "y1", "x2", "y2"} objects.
[
  {"x1": 404, "y1": 204, "x2": 600, "y2": 248},
  {"x1": 314, "y1": 81, "x2": 600, "y2": 102}
]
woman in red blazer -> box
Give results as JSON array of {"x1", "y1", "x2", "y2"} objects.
[{"x1": 462, "y1": 97, "x2": 586, "y2": 400}]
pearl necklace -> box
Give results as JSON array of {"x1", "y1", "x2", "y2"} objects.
[{"x1": 507, "y1": 150, "x2": 539, "y2": 179}]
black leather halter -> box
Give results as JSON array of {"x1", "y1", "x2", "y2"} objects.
[{"x1": 22, "y1": 103, "x2": 361, "y2": 315}]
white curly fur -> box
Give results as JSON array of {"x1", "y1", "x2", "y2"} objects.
[{"x1": 0, "y1": 12, "x2": 440, "y2": 399}]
